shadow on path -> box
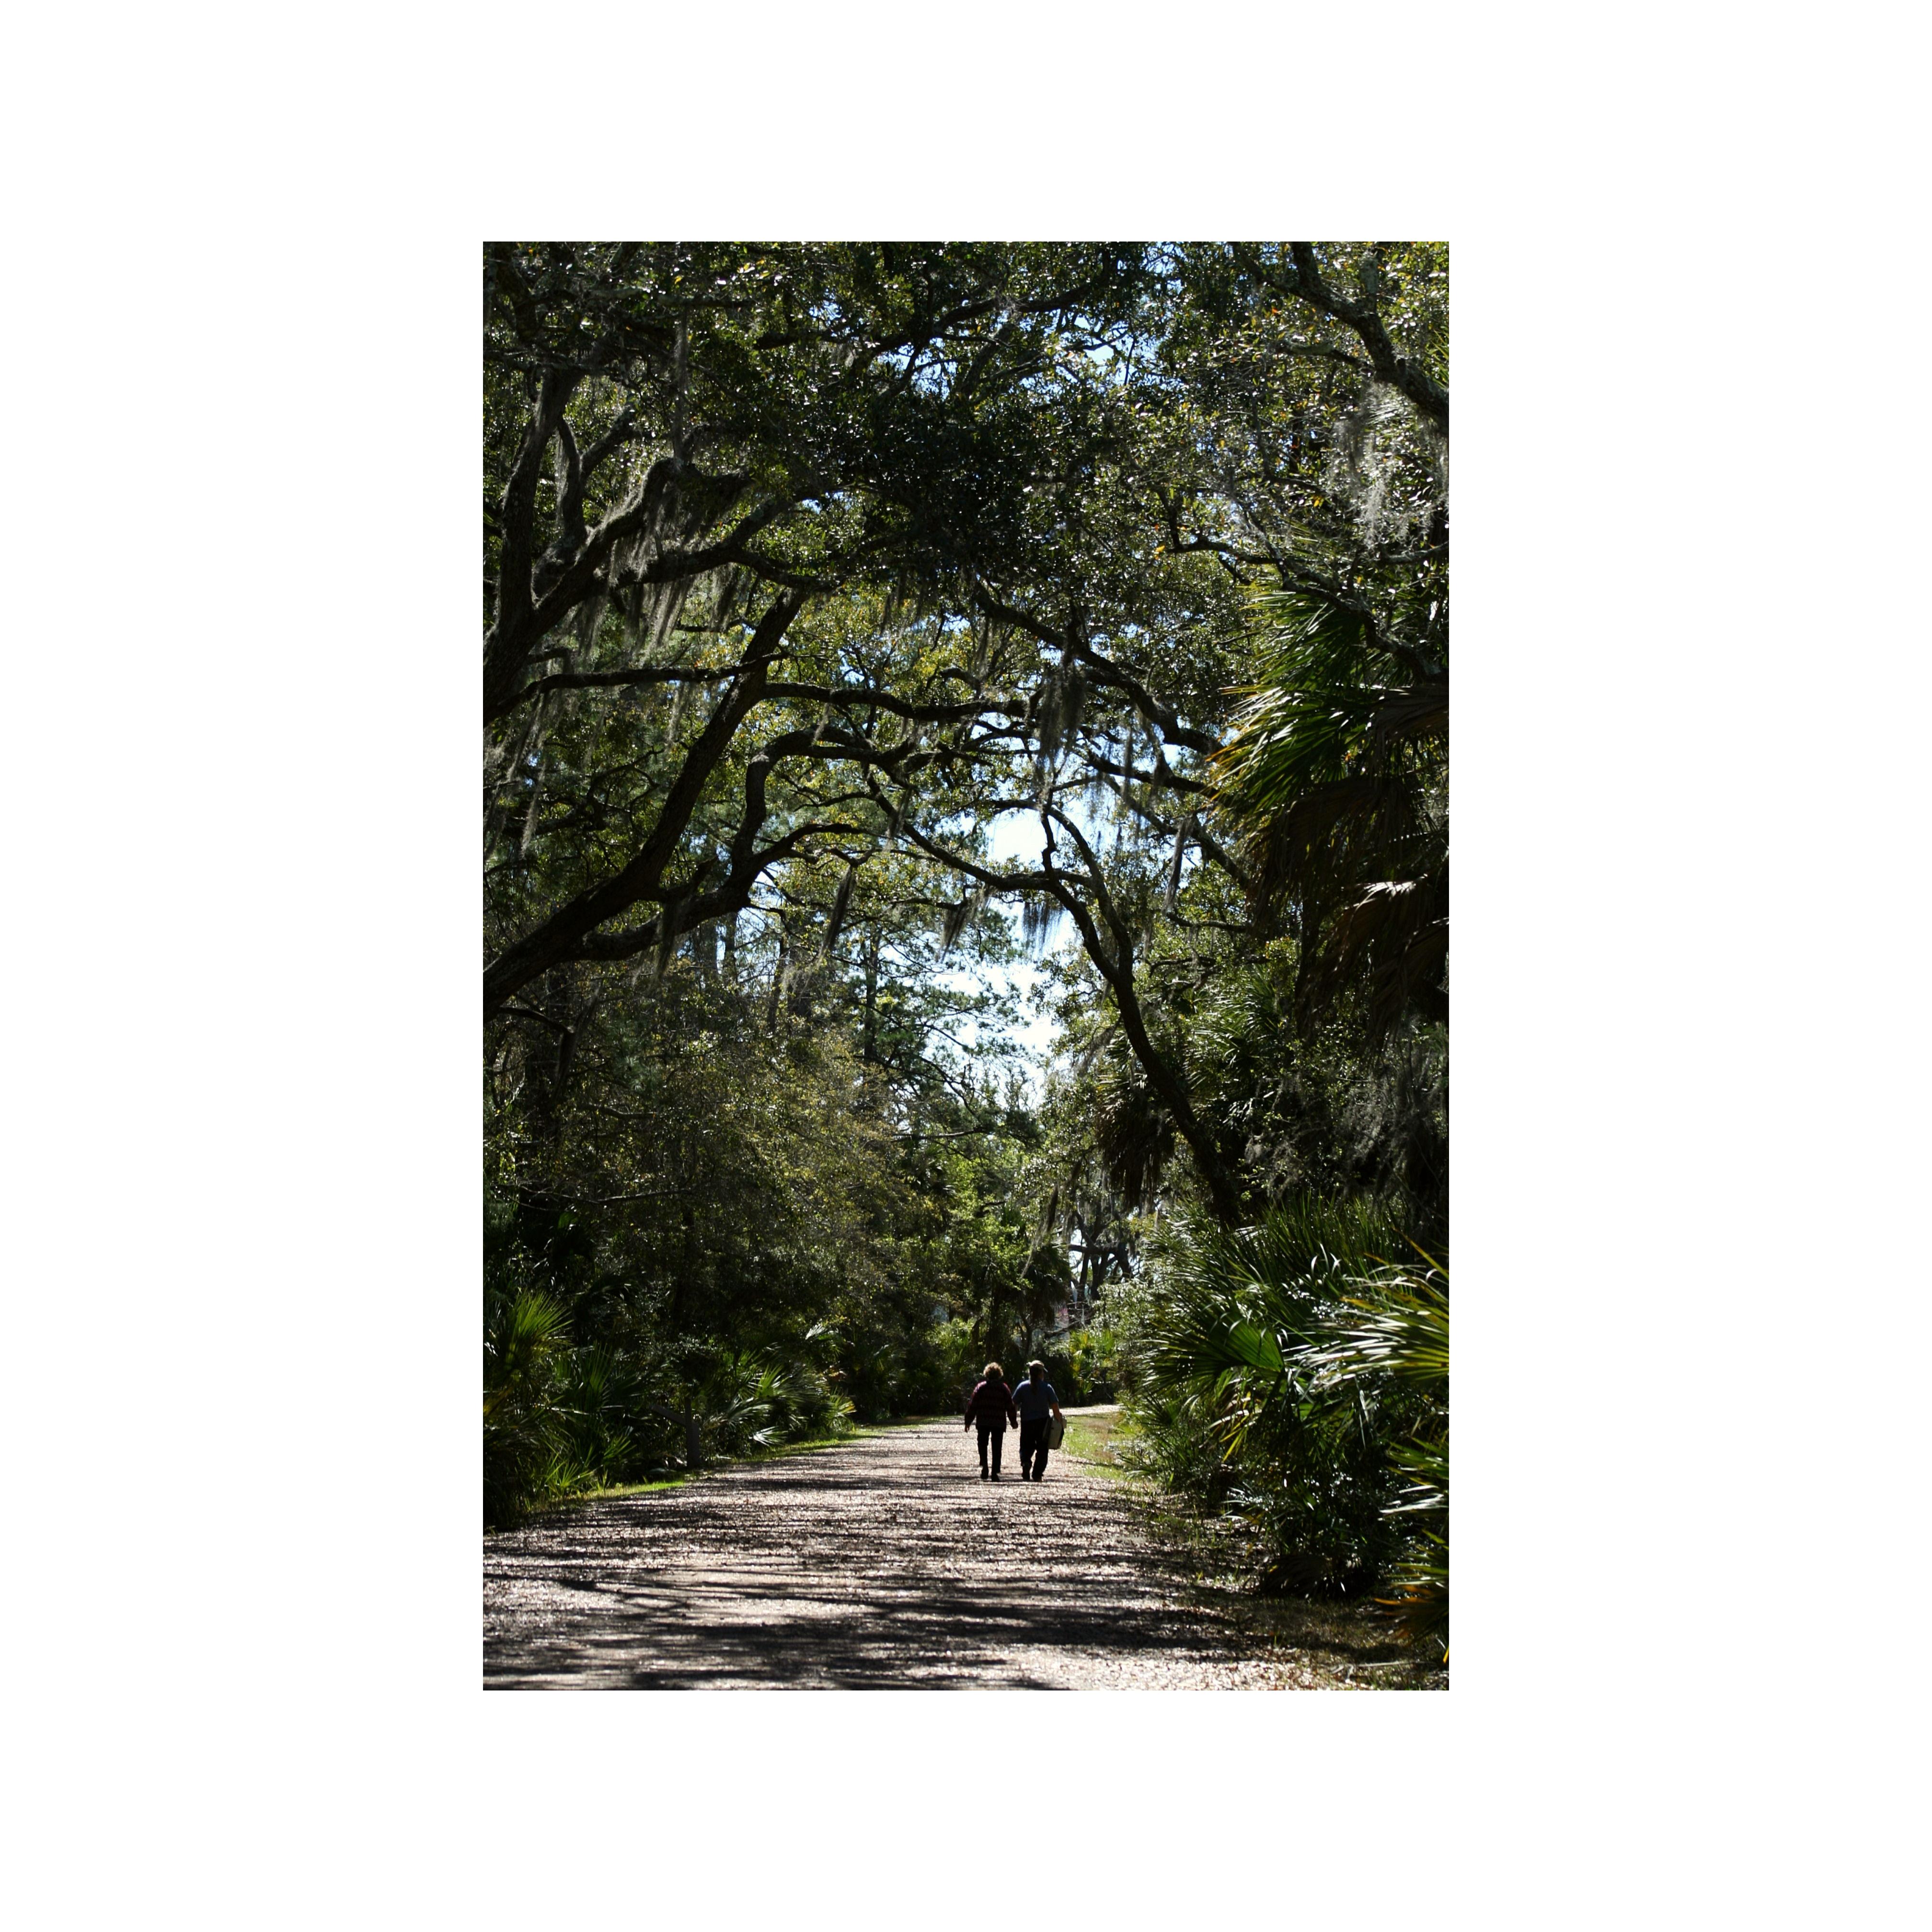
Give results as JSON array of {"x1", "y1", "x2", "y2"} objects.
[{"x1": 484, "y1": 1414, "x2": 1318, "y2": 1689}]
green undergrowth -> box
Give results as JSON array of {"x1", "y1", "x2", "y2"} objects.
[
  {"x1": 1133, "y1": 1484, "x2": 1446, "y2": 1689},
  {"x1": 1060, "y1": 1408, "x2": 1128, "y2": 1476},
  {"x1": 1063, "y1": 1406, "x2": 1442, "y2": 1688}
]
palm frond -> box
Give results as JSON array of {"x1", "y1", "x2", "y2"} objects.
[
  {"x1": 1116, "y1": 1200, "x2": 1447, "y2": 1648},
  {"x1": 1209, "y1": 590, "x2": 1448, "y2": 1036}
]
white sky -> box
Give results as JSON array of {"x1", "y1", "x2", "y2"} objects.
[{"x1": 935, "y1": 807, "x2": 1079, "y2": 1097}]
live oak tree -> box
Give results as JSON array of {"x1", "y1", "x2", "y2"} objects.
[
  {"x1": 484, "y1": 242, "x2": 1148, "y2": 1012},
  {"x1": 486, "y1": 242, "x2": 1447, "y2": 1234}
]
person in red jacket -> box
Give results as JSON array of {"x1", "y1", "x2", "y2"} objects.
[{"x1": 963, "y1": 1362, "x2": 1019, "y2": 1480}]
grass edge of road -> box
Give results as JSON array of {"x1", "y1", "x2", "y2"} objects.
[
  {"x1": 1059, "y1": 1408, "x2": 1126, "y2": 1476},
  {"x1": 497, "y1": 1415, "x2": 952, "y2": 1524}
]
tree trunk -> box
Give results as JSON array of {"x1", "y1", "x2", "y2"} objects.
[
  {"x1": 765, "y1": 928, "x2": 786, "y2": 1032},
  {"x1": 862, "y1": 925, "x2": 879, "y2": 1063},
  {"x1": 483, "y1": 590, "x2": 802, "y2": 1019}
]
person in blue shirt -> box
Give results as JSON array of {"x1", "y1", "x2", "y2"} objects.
[{"x1": 1012, "y1": 1360, "x2": 1064, "y2": 1482}]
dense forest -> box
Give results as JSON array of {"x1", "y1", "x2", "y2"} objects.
[{"x1": 483, "y1": 242, "x2": 1447, "y2": 1652}]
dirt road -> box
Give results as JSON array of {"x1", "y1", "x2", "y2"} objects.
[{"x1": 484, "y1": 1410, "x2": 1408, "y2": 1689}]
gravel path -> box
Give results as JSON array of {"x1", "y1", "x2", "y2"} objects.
[{"x1": 484, "y1": 1411, "x2": 1331, "y2": 1689}]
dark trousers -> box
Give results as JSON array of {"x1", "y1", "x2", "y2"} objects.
[
  {"x1": 1019, "y1": 1416, "x2": 1052, "y2": 1480},
  {"x1": 976, "y1": 1422, "x2": 1005, "y2": 1473}
]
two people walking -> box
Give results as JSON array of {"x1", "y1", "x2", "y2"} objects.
[{"x1": 963, "y1": 1360, "x2": 1064, "y2": 1482}]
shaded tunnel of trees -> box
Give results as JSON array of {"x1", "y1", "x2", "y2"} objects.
[{"x1": 483, "y1": 241, "x2": 1447, "y2": 1653}]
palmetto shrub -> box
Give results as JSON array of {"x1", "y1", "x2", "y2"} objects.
[
  {"x1": 1118, "y1": 1382, "x2": 1240, "y2": 1505},
  {"x1": 483, "y1": 1287, "x2": 593, "y2": 1528},
  {"x1": 558, "y1": 1343, "x2": 641, "y2": 1486},
  {"x1": 770, "y1": 1358, "x2": 855, "y2": 1441},
  {"x1": 1111, "y1": 1195, "x2": 1447, "y2": 1651}
]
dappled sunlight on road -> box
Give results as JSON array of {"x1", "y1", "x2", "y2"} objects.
[{"x1": 485, "y1": 1413, "x2": 1326, "y2": 1689}]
